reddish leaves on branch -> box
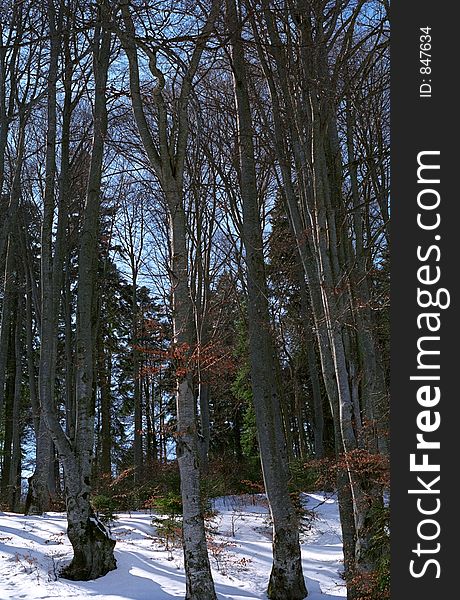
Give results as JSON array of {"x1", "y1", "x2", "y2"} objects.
[
  {"x1": 304, "y1": 450, "x2": 390, "y2": 490},
  {"x1": 137, "y1": 339, "x2": 235, "y2": 382},
  {"x1": 337, "y1": 449, "x2": 390, "y2": 487},
  {"x1": 347, "y1": 569, "x2": 390, "y2": 600}
]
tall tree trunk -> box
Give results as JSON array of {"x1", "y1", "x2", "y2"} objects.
[
  {"x1": 62, "y1": 7, "x2": 115, "y2": 578},
  {"x1": 99, "y1": 350, "x2": 112, "y2": 476},
  {"x1": 29, "y1": 0, "x2": 61, "y2": 514},
  {"x1": 62, "y1": 31, "x2": 75, "y2": 444},
  {"x1": 9, "y1": 299, "x2": 22, "y2": 511},
  {"x1": 168, "y1": 187, "x2": 217, "y2": 599},
  {"x1": 0, "y1": 239, "x2": 15, "y2": 419},
  {"x1": 297, "y1": 267, "x2": 324, "y2": 458},
  {"x1": 292, "y1": 365, "x2": 308, "y2": 459},
  {"x1": 39, "y1": 1, "x2": 116, "y2": 579},
  {"x1": 64, "y1": 255, "x2": 75, "y2": 440},
  {"x1": 0, "y1": 1, "x2": 25, "y2": 207},
  {"x1": 198, "y1": 381, "x2": 210, "y2": 469},
  {"x1": 24, "y1": 262, "x2": 39, "y2": 437},
  {"x1": 1, "y1": 311, "x2": 15, "y2": 503},
  {"x1": 144, "y1": 375, "x2": 157, "y2": 465},
  {"x1": 118, "y1": 1, "x2": 219, "y2": 594},
  {"x1": 132, "y1": 286, "x2": 143, "y2": 483},
  {"x1": 227, "y1": 2, "x2": 307, "y2": 597},
  {"x1": 0, "y1": 109, "x2": 27, "y2": 264},
  {"x1": 0, "y1": 118, "x2": 26, "y2": 418},
  {"x1": 192, "y1": 210, "x2": 212, "y2": 470}
]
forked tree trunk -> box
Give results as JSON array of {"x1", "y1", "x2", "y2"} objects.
[
  {"x1": 39, "y1": 1, "x2": 116, "y2": 579},
  {"x1": 62, "y1": 6, "x2": 115, "y2": 579},
  {"x1": 61, "y1": 469, "x2": 116, "y2": 580},
  {"x1": 132, "y1": 285, "x2": 143, "y2": 483}
]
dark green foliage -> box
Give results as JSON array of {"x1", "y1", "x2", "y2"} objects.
[
  {"x1": 230, "y1": 317, "x2": 258, "y2": 458},
  {"x1": 153, "y1": 516, "x2": 183, "y2": 554},
  {"x1": 200, "y1": 457, "x2": 263, "y2": 499},
  {"x1": 92, "y1": 494, "x2": 118, "y2": 525},
  {"x1": 240, "y1": 403, "x2": 258, "y2": 458},
  {"x1": 288, "y1": 458, "x2": 326, "y2": 494},
  {"x1": 150, "y1": 491, "x2": 183, "y2": 554},
  {"x1": 150, "y1": 491, "x2": 182, "y2": 517}
]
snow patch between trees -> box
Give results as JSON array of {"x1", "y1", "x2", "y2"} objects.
[{"x1": 0, "y1": 493, "x2": 346, "y2": 599}]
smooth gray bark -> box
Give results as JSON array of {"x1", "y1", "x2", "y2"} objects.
[
  {"x1": 29, "y1": 0, "x2": 61, "y2": 514},
  {"x1": 9, "y1": 298, "x2": 22, "y2": 511},
  {"x1": 118, "y1": 2, "x2": 219, "y2": 595},
  {"x1": 0, "y1": 115, "x2": 27, "y2": 419},
  {"x1": 39, "y1": 1, "x2": 116, "y2": 579},
  {"x1": 62, "y1": 8, "x2": 115, "y2": 579},
  {"x1": 227, "y1": 1, "x2": 307, "y2": 597},
  {"x1": 0, "y1": 239, "x2": 16, "y2": 419}
]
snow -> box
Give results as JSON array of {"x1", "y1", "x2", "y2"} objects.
[{"x1": 0, "y1": 493, "x2": 346, "y2": 599}]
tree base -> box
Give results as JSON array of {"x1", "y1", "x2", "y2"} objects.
[
  {"x1": 267, "y1": 571, "x2": 308, "y2": 600},
  {"x1": 24, "y1": 475, "x2": 51, "y2": 516},
  {"x1": 61, "y1": 516, "x2": 116, "y2": 581},
  {"x1": 267, "y1": 528, "x2": 308, "y2": 600}
]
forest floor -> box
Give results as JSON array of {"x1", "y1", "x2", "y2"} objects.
[{"x1": 0, "y1": 492, "x2": 346, "y2": 599}]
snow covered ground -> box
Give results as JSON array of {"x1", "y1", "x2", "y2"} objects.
[{"x1": 0, "y1": 492, "x2": 346, "y2": 600}]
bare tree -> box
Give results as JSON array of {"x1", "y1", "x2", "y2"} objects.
[
  {"x1": 247, "y1": 0, "x2": 389, "y2": 586},
  {"x1": 114, "y1": 190, "x2": 146, "y2": 481},
  {"x1": 37, "y1": 0, "x2": 116, "y2": 579},
  {"x1": 117, "y1": 1, "x2": 220, "y2": 596},
  {"x1": 225, "y1": 1, "x2": 307, "y2": 597}
]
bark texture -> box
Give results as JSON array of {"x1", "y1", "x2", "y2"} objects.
[
  {"x1": 118, "y1": 1, "x2": 220, "y2": 596},
  {"x1": 228, "y1": 1, "x2": 307, "y2": 597},
  {"x1": 38, "y1": 0, "x2": 116, "y2": 579}
]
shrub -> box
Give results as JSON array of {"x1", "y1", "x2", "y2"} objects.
[
  {"x1": 348, "y1": 568, "x2": 390, "y2": 600},
  {"x1": 288, "y1": 457, "x2": 326, "y2": 493},
  {"x1": 154, "y1": 517, "x2": 183, "y2": 557},
  {"x1": 150, "y1": 491, "x2": 182, "y2": 518},
  {"x1": 150, "y1": 491, "x2": 183, "y2": 557},
  {"x1": 346, "y1": 504, "x2": 390, "y2": 600},
  {"x1": 92, "y1": 494, "x2": 118, "y2": 525},
  {"x1": 201, "y1": 456, "x2": 263, "y2": 500}
]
